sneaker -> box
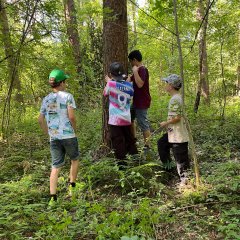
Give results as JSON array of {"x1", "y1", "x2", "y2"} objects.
[
  {"x1": 68, "y1": 185, "x2": 77, "y2": 200},
  {"x1": 180, "y1": 177, "x2": 188, "y2": 186},
  {"x1": 48, "y1": 197, "x2": 57, "y2": 207}
]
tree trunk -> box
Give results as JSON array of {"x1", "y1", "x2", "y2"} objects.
[
  {"x1": 0, "y1": 0, "x2": 23, "y2": 103},
  {"x1": 173, "y1": 0, "x2": 201, "y2": 188},
  {"x1": 194, "y1": 0, "x2": 210, "y2": 112},
  {"x1": 131, "y1": 0, "x2": 137, "y2": 48},
  {"x1": 63, "y1": 0, "x2": 82, "y2": 83},
  {"x1": 0, "y1": 0, "x2": 24, "y2": 138},
  {"x1": 237, "y1": 24, "x2": 240, "y2": 96},
  {"x1": 102, "y1": 0, "x2": 128, "y2": 147}
]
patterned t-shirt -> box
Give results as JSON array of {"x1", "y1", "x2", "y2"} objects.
[
  {"x1": 104, "y1": 80, "x2": 134, "y2": 126},
  {"x1": 40, "y1": 91, "x2": 76, "y2": 140},
  {"x1": 167, "y1": 94, "x2": 189, "y2": 143}
]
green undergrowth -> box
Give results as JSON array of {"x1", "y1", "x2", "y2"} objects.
[{"x1": 0, "y1": 102, "x2": 240, "y2": 239}]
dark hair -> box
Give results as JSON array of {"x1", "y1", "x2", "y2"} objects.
[
  {"x1": 173, "y1": 83, "x2": 182, "y2": 91},
  {"x1": 49, "y1": 78, "x2": 65, "y2": 88},
  {"x1": 109, "y1": 62, "x2": 124, "y2": 77},
  {"x1": 128, "y1": 50, "x2": 142, "y2": 62}
]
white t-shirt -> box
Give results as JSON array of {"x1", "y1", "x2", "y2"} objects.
[
  {"x1": 167, "y1": 94, "x2": 189, "y2": 143},
  {"x1": 40, "y1": 91, "x2": 76, "y2": 141}
]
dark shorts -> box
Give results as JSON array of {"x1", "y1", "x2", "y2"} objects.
[
  {"x1": 131, "y1": 106, "x2": 150, "y2": 132},
  {"x1": 50, "y1": 137, "x2": 80, "y2": 168}
]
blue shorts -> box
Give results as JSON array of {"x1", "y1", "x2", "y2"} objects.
[
  {"x1": 131, "y1": 107, "x2": 150, "y2": 132},
  {"x1": 50, "y1": 137, "x2": 80, "y2": 168}
]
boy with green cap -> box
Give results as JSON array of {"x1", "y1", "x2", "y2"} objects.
[{"x1": 38, "y1": 69, "x2": 80, "y2": 205}]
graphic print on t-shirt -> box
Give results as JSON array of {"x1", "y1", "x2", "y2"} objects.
[
  {"x1": 104, "y1": 80, "x2": 134, "y2": 126},
  {"x1": 40, "y1": 91, "x2": 76, "y2": 140}
]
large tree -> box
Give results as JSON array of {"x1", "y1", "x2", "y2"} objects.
[
  {"x1": 63, "y1": 0, "x2": 82, "y2": 84},
  {"x1": 102, "y1": 0, "x2": 128, "y2": 148},
  {"x1": 194, "y1": 0, "x2": 210, "y2": 112}
]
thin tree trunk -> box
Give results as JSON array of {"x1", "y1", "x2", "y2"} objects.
[
  {"x1": 63, "y1": 0, "x2": 82, "y2": 83},
  {"x1": 173, "y1": 0, "x2": 201, "y2": 188},
  {"x1": 131, "y1": 0, "x2": 137, "y2": 48},
  {"x1": 237, "y1": 24, "x2": 240, "y2": 96},
  {"x1": 0, "y1": 0, "x2": 23, "y2": 103},
  {"x1": 220, "y1": 39, "x2": 227, "y2": 121},
  {"x1": 194, "y1": 0, "x2": 210, "y2": 112},
  {"x1": 102, "y1": 0, "x2": 128, "y2": 148}
]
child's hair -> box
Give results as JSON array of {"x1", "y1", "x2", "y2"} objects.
[
  {"x1": 128, "y1": 50, "x2": 142, "y2": 62},
  {"x1": 49, "y1": 79, "x2": 66, "y2": 88},
  {"x1": 173, "y1": 83, "x2": 182, "y2": 90}
]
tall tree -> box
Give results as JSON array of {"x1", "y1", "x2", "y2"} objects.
[
  {"x1": 194, "y1": 0, "x2": 210, "y2": 113},
  {"x1": 173, "y1": 0, "x2": 200, "y2": 187},
  {"x1": 237, "y1": 24, "x2": 240, "y2": 96},
  {"x1": 102, "y1": 0, "x2": 128, "y2": 148},
  {"x1": 0, "y1": 0, "x2": 23, "y2": 102},
  {"x1": 63, "y1": 0, "x2": 82, "y2": 83},
  {"x1": 0, "y1": 0, "x2": 25, "y2": 137}
]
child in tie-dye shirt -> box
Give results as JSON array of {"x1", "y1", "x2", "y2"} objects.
[{"x1": 104, "y1": 62, "x2": 138, "y2": 164}]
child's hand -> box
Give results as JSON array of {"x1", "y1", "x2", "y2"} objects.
[
  {"x1": 132, "y1": 66, "x2": 139, "y2": 73},
  {"x1": 105, "y1": 75, "x2": 111, "y2": 82},
  {"x1": 126, "y1": 74, "x2": 132, "y2": 82},
  {"x1": 160, "y1": 121, "x2": 168, "y2": 128}
]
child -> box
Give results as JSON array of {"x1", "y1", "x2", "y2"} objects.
[
  {"x1": 128, "y1": 50, "x2": 151, "y2": 149},
  {"x1": 104, "y1": 62, "x2": 138, "y2": 165},
  {"x1": 157, "y1": 74, "x2": 190, "y2": 185},
  {"x1": 38, "y1": 69, "x2": 80, "y2": 205}
]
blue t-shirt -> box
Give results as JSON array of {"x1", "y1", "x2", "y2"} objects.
[{"x1": 40, "y1": 91, "x2": 76, "y2": 140}]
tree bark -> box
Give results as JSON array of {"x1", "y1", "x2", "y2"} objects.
[
  {"x1": 63, "y1": 0, "x2": 82, "y2": 82},
  {"x1": 102, "y1": 0, "x2": 128, "y2": 147},
  {"x1": 131, "y1": 0, "x2": 137, "y2": 48},
  {"x1": 237, "y1": 24, "x2": 240, "y2": 96},
  {"x1": 0, "y1": 0, "x2": 23, "y2": 103},
  {"x1": 194, "y1": 0, "x2": 210, "y2": 112}
]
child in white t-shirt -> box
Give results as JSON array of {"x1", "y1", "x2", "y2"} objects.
[{"x1": 158, "y1": 74, "x2": 190, "y2": 185}]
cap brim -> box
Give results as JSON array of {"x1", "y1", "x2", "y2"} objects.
[{"x1": 162, "y1": 78, "x2": 169, "y2": 82}]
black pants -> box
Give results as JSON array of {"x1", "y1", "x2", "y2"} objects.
[
  {"x1": 157, "y1": 133, "x2": 190, "y2": 179},
  {"x1": 109, "y1": 125, "x2": 138, "y2": 160}
]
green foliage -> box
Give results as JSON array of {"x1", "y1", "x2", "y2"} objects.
[
  {"x1": 0, "y1": 102, "x2": 240, "y2": 239},
  {"x1": 0, "y1": 0, "x2": 240, "y2": 239}
]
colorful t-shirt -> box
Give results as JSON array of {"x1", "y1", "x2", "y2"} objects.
[
  {"x1": 104, "y1": 80, "x2": 134, "y2": 126},
  {"x1": 131, "y1": 66, "x2": 151, "y2": 109},
  {"x1": 40, "y1": 91, "x2": 76, "y2": 141},
  {"x1": 167, "y1": 94, "x2": 189, "y2": 143}
]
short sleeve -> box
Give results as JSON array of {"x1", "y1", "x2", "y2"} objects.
[
  {"x1": 67, "y1": 94, "x2": 76, "y2": 109},
  {"x1": 138, "y1": 67, "x2": 147, "y2": 82},
  {"x1": 40, "y1": 98, "x2": 46, "y2": 115}
]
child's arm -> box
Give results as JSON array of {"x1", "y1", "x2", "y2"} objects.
[
  {"x1": 132, "y1": 66, "x2": 144, "y2": 88},
  {"x1": 160, "y1": 115, "x2": 181, "y2": 128},
  {"x1": 38, "y1": 114, "x2": 48, "y2": 135}
]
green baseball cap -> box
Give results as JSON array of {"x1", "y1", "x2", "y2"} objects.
[{"x1": 49, "y1": 69, "x2": 70, "y2": 83}]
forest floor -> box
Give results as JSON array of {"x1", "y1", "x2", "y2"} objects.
[{"x1": 0, "y1": 100, "x2": 240, "y2": 240}]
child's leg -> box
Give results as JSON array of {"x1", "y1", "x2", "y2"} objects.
[
  {"x1": 50, "y1": 167, "x2": 61, "y2": 195},
  {"x1": 110, "y1": 125, "x2": 126, "y2": 160},
  {"x1": 157, "y1": 133, "x2": 172, "y2": 166},
  {"x1": 69, "y1": 160, "x2": 79, "y2": 183},
  {"x1": 172, "y1": 142, "x2": 190, "y2": 180},
  {"x1": 124, "y1": 125, "x2": 138, "y2": 155}
]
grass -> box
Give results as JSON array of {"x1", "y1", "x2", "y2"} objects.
[{"x1": 0, "y1": 99, "x2": 240, "y2": 239}]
